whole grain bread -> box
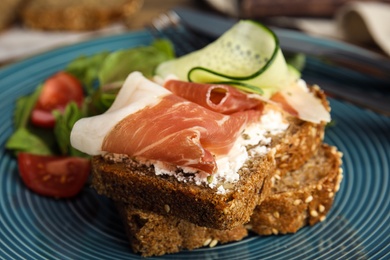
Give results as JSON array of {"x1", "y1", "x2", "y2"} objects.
[
  {"x1": 115, "y1": 143, "x2": 342, "y2": 257},
  {"x1": 91, "y1": 86, "x2": 329, "y2": 230},
  {"x1": 269, "y1": 85, "x2": 328, "y2": 177},
  {"x1": 249, "y1": 144, "x2": 343, "y2": 235},
  {"x1": 116, "y1": 202, "x2": 248, "y2": 257},
  {"x1": 20, "y1": 0, "x2": 143, "y2": 31},
  {"x1": 92, "y1": 149, "x2": 275, "y2": 230},
  {"x1": 0, "y1": 0, "x2": 25, "y2": 31}
]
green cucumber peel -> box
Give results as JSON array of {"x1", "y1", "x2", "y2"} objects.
[{"x1": 156, "y1": 20, "x2": 298, "y2": 98}]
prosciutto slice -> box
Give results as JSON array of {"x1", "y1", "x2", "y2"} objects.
[
  {"x1": 164, "y1": 80, "x2": 263, "y2": 114},
  {"x1": 71, "y1": 72, "x2": 261, "y2": 175},
  {"x1": 102, "y1": 94, "x2": 258, "y2": 173},
  {"x1": 270, "y1": 82, "x2": 331, "y2": 124}
]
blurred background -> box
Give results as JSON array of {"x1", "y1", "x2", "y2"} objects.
[{"x1": 1, "y1": 0, "x2": 389, "y2": 65}]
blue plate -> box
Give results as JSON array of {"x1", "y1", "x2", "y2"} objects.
[{"x1": 1, "y1": 29, "x2": 389, "y2": 260}]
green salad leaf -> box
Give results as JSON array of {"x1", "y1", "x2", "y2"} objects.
[
  {"x1": 66, "y1": 52, "x2": 110, "y2": 94},
  {"x1": 13, "y1": 85, "x2": 42, "y2": 129},
  {"x1": 53, "y1": 102, "x2": 87, "y2": 157},
  {"x1": 98, "y1": 39, "x2": 174, "y2": 86},
  {"x1": 5, "y1": 86, "x2": 55, "y2": 155},
  {"x1": 6, "y1": 128, "x2": 52, "y2": 155},
  {"x1": 6, "y1": 39, "x2": 175, "y2": 157}
]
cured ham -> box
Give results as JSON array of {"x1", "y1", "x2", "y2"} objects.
[
  {"x1": 164, "y1": 80, "x2": 263, "y2": 114},
  {"x1": 270, "y1": 82, "x2": 331, "y2": 124},
  {"x1": 102, "y1": 94, "x2": 258, "y2": 174},
  {"x1": 71, "y1": 72, "x2": 262, "y2": 175},
  {"x1": 164, "y1": 79, "x2": 329, "y2": 124}
]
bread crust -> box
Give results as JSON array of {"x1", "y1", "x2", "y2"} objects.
[
  {"x1": 269, "y1": 86, "x2": 328, "y2": 177},
  {"x1": 20, "y1": 0, "x2": 143, "y2": 30},
  {"x1": 249, "y1": 144, "x2": 343, "y2": 235},
  {"x1": 92, "y1": 151, "x2": 275, "y2": 230},
  {"x1": 115, "y1": 144, "x2": 342, "y2": 256},
  {"x1": 91, "y1": 87, "x2": 329, "y2": 230},
  {"x1": 116, "y1": 202, "x2": 248, "y2": 257}
]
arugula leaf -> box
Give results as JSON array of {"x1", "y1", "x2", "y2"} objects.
[
  {"x1": 53, "y1": 102, "x2": 88, "y2": 157},
  {"x1": 13, "y1": 85, "x2": 42, "y2": 129},
  {"x1": 5, "y1": 85, "x2": 57, "y2": 155},
  {"x1": 98, "y1": 39, "x2": 175, "y2": 85},
  {"x1": 285, "y1": 52, "x2": 306, "y2": 72},
  {"x1": 152, "y1": 39, "x2": 175, "y2": 60},
  {"x1": 7, "y1": 40, "x2": 175, "y2": 158},
  {"x1": 65, "y1": 51, "x2": 110, "y2": 94},
  {"x1": 5, "y1": 128, "x2": 52, "y2": 155}
]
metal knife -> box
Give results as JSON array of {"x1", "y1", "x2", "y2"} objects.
[{"x1": 172, "y1": 7, "x2": 390, "y2": 116}]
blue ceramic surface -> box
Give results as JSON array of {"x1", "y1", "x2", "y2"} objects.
[{"x1": 1, "y1": 29, "x2": 389, "y2": 260}]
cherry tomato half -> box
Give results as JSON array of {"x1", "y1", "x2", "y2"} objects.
[
  {"x1": 18, "y1": 153, "x2": 90, "y2": 198},
  {"x1": 31, "y1": 72, "x2": 84, "y2": 128}
]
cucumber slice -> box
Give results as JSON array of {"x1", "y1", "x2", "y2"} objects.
[{"x1": 156, "y1": 20, "x2": 298, "y2": 97}]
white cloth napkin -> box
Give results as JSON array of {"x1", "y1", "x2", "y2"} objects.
[{"x1": 271, "y1": 2, "x2": 390, "y2": 56}]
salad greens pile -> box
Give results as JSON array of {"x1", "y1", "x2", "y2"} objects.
[{"x1": 5, "y1": 39, "x2": 175, "y2": 158}]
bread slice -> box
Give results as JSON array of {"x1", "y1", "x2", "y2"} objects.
[
  {"x1": 249, "y1": 143, "x2": 343, "y2": 235},
  {"x1": 91, "y1": 87, "x2": 329, "y2": 230},
  {"x1": 0, "y1": 0, "x2": 25, "y2": 31},
  {"x1": 116, "y1": 202, "x2": 248, "y2": 257},
  {"x1": 20, "y1": 0, "x2": 143, "y2": 31},
  {"x1": 115, "y1": 143, "x2": 342, "y2": 257},
  {"x1": 92, "y1": 148, "x2": 275, "y2": 230}
]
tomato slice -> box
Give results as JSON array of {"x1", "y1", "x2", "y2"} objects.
[
  {"x1": 18, "y1": 153, "x2": 90, "y2": 198},
  {"x1": 31, "y1": 72, "x2": 84, "y2": 128}
]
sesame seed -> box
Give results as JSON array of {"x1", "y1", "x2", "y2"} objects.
[
  {"x1": 329, "y1": 192, "x2": 334, "y2": 198},
  {"x1": 273, "y1": 212, "x2": 280, "y2": 218},
  {"x1": 281, "y1": 154, "x2": 289, "y2": 162},
  {"x1": 335, "y1": 183, "x2": 341, "y2": 192},
  {"x1": 310, "y1": 210, "x2": 319, "y2": 217},
  {"x1": 279, "y1": 163, "x2": 288, "y2": 168},
  {"x1": 164, "y1": 204, "x2": 170, "y2": 213},
  {"x1": 203, "y1": 238, "x2": 212, "y2": 246},
  {"x1": 319, "y1": 216, "x2": 326, "y2": 222},
  {"x1": 310, "y1": 127, "x2": 317, "y2": 137},
  {"x1": 270, "y1": 176, "x2": 276, "y2": 186},
  {"x1": 317, "y1": 184, "x2": 323, "y2": 191},
  {"x1": 272, "y1": 228, "x2": 279, "y2": 235},
  {"x1": 305, "y1": 196, "x2": 313, "y2": 203},
  {"x1": 319, "y1": 204, "x2": 325, "y2": 212},
  {"x1": 245, "y1": 224, "x2": 253, "y2": 230},
  {"x1": 209, "y1": 239, "x2": 218, "y2": 248},
  {"x1": 293, "y1": 199, "x2": 301, "y2": 206},
  {"x1": 274, "y1": 174, "x2": 281, "y2": 180}
]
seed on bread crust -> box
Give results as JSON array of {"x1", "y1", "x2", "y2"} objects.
[
  {"x1": 293, "y1": 199, "x2": 301, "y2": 206},
  {"x1": 310, "y1": 210, "x2": 319, "y2": 217},
  {"x1": 209, "y1": 239, "x2": 218, "y2": 248},
  {"x1": 305, "y1": 196, "x2": 313, "y2": 203}
]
